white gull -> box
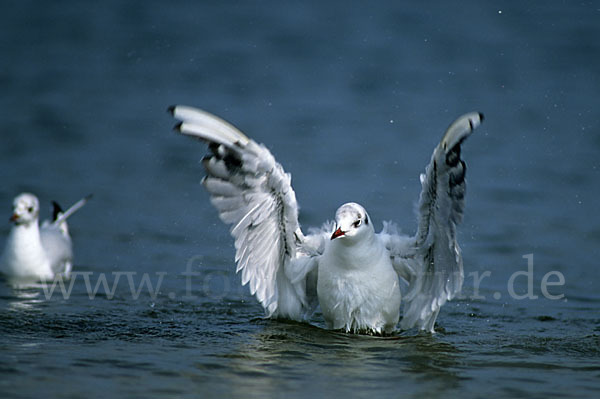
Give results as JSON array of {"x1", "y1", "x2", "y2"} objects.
[
  {"x1": 170, "y1": 106, "x2": 483, "y2": 334},
  {"x1": 0, "y1": 193, "x2": 91, "y2": 285}
]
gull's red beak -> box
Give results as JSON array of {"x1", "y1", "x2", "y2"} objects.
[
  {"x1": 10, "y1": 213, "x2": 18, "y2": 223},
  {"x1": 331, "y1": 227, "x2": 345, "y2": 240}
]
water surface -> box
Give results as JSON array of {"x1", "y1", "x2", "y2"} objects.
[{"x1": 1, "y1": 1, "x2": 599, "y2": 398}]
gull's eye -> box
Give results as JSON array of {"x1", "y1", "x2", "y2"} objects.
[
  {"x1": 27, "y1": 207, "x2": 34, "y2": 213},
  {"x1": 353, "y1": 219, "x2": 361, "y2": 228}
]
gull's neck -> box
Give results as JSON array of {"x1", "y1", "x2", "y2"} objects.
[
  {"x1": 326, "y1": 231, "x2": 384, "y2": 270},
  {"x1": 2, "y1": 221, "x2": 49, "y2": 277},
  {"x1": 10, "y1": 220, "x2": 41, "y2": 239}
]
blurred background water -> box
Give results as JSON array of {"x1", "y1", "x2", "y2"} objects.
[{"x1": 1, "y1": 0, "x2": 599, "y2": 398}]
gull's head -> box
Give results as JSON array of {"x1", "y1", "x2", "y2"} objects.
[
  {"x1": 331, "y1": 202, "x2": 373, "y2": 242},
  {"x1": 10, "y1": 193, "x2": 40, "y2": 226}
]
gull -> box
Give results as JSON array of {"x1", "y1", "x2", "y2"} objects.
[
  {"x1": 0, "y1": 193, "x2": 91, "y2": 285},
  {"x1": 170, "y1": 105, "x2": 483, "y2": 334}
]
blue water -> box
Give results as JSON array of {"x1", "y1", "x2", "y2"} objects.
[{"x1": 1, "y1": 0, "x2": 599, "y2": 398}]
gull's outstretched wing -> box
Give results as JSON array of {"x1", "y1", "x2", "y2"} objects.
[
  {"x1": 50, "y1": 194, "x2": 93, "y2": 230},
  {"x1": 386, "y1": 112, "x2": 483, "y2": 332},
  {"x1": 171, "y1": 105, "x2": 321, "y2": 319}
]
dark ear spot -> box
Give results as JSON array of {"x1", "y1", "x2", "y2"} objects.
[{"x1": 365, "y1": 214, "x2": 369, "y2": 225}]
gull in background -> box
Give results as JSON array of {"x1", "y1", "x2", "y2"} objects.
[
  {"x1": 170, "y1": 105, "x2": 483, "y2": 334},
  {"x1": 0, "y1": 193, "x2": 91, "y2": 285}
]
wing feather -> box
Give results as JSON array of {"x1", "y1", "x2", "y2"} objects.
[
  {"x1": 386, "y1": 112, "x2": 483, "y2": 332},
  {"x1": 172, "y1": 105, "x2": 323, "y2": 319}
]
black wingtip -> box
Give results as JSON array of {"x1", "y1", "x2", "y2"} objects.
[
  {"x1": 51, "y1": 201, "x2": 63, "y2": 221},
  {"x1": 167, "y1": 105, "x2": 176, "y2": 115},
  {"x1": 84, "y1": 193, "x2": 94, "y2": 201},
  {"x1": 173, "y1": 121, "x2": 183, "y2": 133},
  {"x1": 478, "y1": 112, "x2": 485, "y2": 122}
]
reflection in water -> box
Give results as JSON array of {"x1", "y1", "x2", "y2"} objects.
[
  {"x1": 0, "y1": 282, "x2": 46, "y2": 311},
  {"x1": 213, "y1": 320, "x2": 463, "y2": 398}
]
